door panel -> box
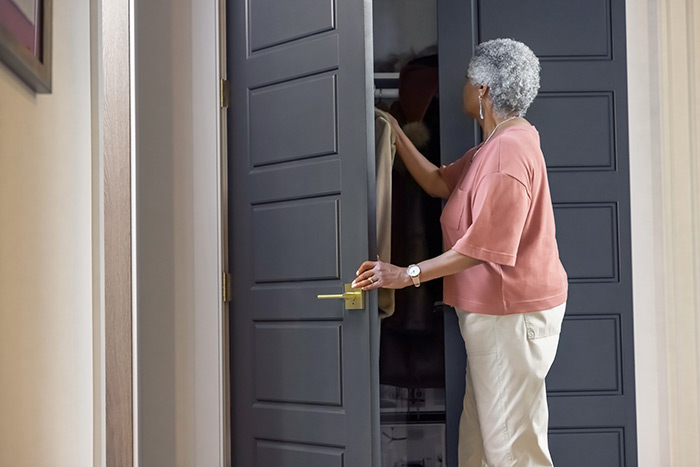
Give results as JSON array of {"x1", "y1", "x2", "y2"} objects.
[
  {"x1": 248, "y1": 0, "x2": 336, "y2": 51},
  {"x1": 249, "y1": 74, "x2": 338, "y2": 166},
  {"x1": 256, "y1": 441, "x2": 345, "y2": 467},
  {"x1": 228, "y1": 0, "x2": 379, "y2": 465},
  {"x1": 254, "y1": 323, "x2": 343, "y2": 404},
  {"x1": 478, "y1": 0, "x2": 612, "y2": 59},
  {"x1": 549, "y1": 429, "x2": 625, "y2": 467},
  {"x1": 439, "y1": 1, "x2": 637, "y2": 465},
  {"x1": 527, "y1": 93, "x2": 616, "y2": 170},
  {"x1": 252, "y1": 198, "x2": 340, "y2": 282},
  {"x1": 546, "y1": 316, "x2": 621, "y2": 393},
  {"x1": 554, "y1": 204, "x2": 619, "y2": 281}
]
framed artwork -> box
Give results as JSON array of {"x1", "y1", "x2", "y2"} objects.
[{"x1": 0, "y1": 0, "x2": 52, "y2": 93}]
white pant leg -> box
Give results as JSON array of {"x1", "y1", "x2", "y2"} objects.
[
  {"x1": 456, "y1": 303, "x2": 566, "y2": 467},
  {"x1": 457, "y1": 312, "x2": 489, "y2": 466}
]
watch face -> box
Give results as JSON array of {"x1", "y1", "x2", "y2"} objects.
[{"x1": 407, "y1": 265, "x2": 420, "y2": 277}]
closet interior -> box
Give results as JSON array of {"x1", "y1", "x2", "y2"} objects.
[{"x1": 373, "y1": 1, "x2": 446, "y2": 466}]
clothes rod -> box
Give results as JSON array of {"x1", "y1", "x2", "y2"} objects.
[
  {"x1": 374, "y1": 88, "x2": 399, "y2": 99},
  {"x1": 374, "y1": 72, "x2": 399, "y2": 79}
]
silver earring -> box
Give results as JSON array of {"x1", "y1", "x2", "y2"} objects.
[{"x1": 478, "y1": 95, "x2": 484, "y2": 120}]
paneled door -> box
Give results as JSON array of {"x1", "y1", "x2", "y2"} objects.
[
  {"x1": 227, "y1": 0, "x2": 380, "y2": 466},
  {"x1": 440, "y1": 1, "x2": 638, "y2": 466}
]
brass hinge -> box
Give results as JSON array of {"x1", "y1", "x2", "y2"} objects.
[
  {"x1": 222, "y1": 271, "x2": 232, "y2": 302},
  {"x1": 220, "y1": 79, "x2": 229, "y2": 108}
]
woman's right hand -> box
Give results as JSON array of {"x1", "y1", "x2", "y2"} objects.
[
  {"x1": 391, "y1": 126, "x2": 450, "y2": 199},
  {"x1": 385, "y1": 112, "x2": 402, "y2": 135}
]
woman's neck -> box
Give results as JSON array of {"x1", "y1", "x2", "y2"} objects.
[{"x1": 480, "y1": 113, "x2": 520, "y2": 141}]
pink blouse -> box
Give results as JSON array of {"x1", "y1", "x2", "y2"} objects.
[{"x1": 439, "y1": 125, "x2": 568, "y2": 315}]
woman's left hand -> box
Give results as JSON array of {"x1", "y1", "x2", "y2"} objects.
[{"x1": 351, "y1": 259, "x2": 411, "y2": 291}]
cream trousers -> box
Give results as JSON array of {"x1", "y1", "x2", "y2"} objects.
[{"x1": 456, "y1": 303, "x2": 566, "y2": 467}]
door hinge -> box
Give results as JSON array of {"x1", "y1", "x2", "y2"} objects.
[
  {"x1": 220, "y1": 79, "x2": 230, "y2": 108},
  {"x1": 222, "y1": 271, "x2": 232, "y2": 302}
]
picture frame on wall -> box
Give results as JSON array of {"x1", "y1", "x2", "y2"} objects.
[{"x1": 0, "y1": 0, "x2": 52, "y2": 93}]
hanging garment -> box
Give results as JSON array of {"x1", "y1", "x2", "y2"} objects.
[
  {"x1": 375, "y1": 108, "x2": 396, "y2": 318},
  {"x1": 379, "y1": 54, "x2": 446, "y2": 389},
  {"x1": 380, "y1": 97, "x2": 445, "y2": 389}
]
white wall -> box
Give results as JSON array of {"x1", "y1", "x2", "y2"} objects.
[
  {"x1": 133, "y1": 0, "x2": 224, "y2": 466},
  {"x1": 0, "y1": 3, "x2": 95, "y2": 467},
  {"x1": 372, "y1": 0, "x2": 438, "y2": 71}
]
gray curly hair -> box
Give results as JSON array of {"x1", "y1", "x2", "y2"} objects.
[{"x1": 467, "y1": 38, "x2": 540, "y2": 117}]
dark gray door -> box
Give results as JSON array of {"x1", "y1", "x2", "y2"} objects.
[
  {"x1": 439, "y1": 1, "x2": 638, "y2": 466},
  {"x1": 227, "y1": 0, "x2": 380, "y2": 466}
]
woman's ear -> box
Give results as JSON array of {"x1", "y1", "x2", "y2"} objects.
[{"x1": 480, "y1": 85, "x2": 490, "y2": 98}]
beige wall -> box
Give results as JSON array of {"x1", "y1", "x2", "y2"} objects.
[
  {"x1": 0, "y1": 3, "x2": 95, "y2": 467},
  {"x1": 628, "y1": 0, "x2": 700, "y2": 465},
  {"x1": 656, "y1": 0, "x2": 700, "y2": 465}
]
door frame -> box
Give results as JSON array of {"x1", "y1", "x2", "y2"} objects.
[
  {"x1": 101, "y1": 0, "x2": 134, "y2": 464},
  {"x1": 99, "y1": 0, "x2": 229, "y2": 466}
]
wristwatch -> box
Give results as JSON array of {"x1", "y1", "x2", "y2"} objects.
[{"x1": 406, "y1": 264, "x2": 421, "y2": 287}]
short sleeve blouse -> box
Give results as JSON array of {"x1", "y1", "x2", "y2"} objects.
[{"x1": 438, "y1": 125, "x2": 568, "y2": 315}]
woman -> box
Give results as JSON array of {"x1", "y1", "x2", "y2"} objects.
[{"x1": 352, "y1": 38, "x2": 568, "y2": 467}]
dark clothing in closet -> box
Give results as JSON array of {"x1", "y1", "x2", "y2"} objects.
[{"x1": 380, "y1": 90, "x2": 445, "y2": 389}]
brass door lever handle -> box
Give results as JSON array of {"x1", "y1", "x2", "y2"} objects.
[{"x1": 317, "y1": 284, "x2": 364, "y2": 310}]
